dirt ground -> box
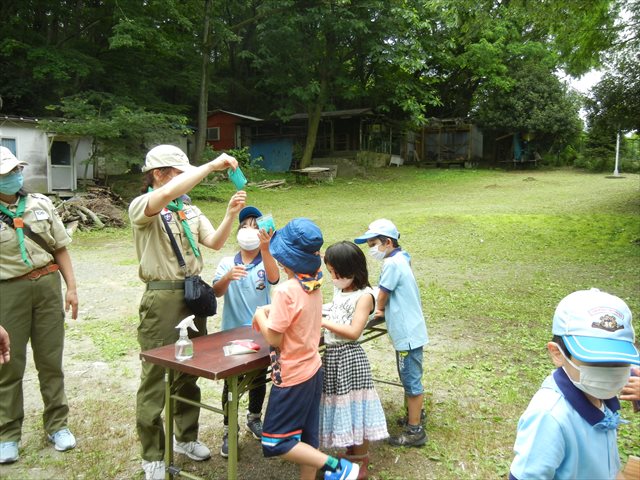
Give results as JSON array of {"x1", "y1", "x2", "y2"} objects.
[{"x1": 3, "y1": 234, "x2": 433, "y2": 480}]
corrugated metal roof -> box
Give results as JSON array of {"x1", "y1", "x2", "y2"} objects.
[
  {"x1": 288, "y1": 108, "x2": 373, "y2": 120},
  {"x1": 207, "y1": 109, "x2": 262, "y2": 122}
]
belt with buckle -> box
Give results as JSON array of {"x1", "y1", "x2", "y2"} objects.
[
  {"x1": 7, "y1": 263, "x2": 60, "y2": 282},
  {"x1": 146, "y1": 280, "x2": 185, "y2": 291}
]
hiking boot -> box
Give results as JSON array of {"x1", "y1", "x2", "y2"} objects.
[
  {"x1": 396, "y1": 408, "x2": 426, "y2": 427},
  {"x1": 142, "y1": 460, "x2": 166, "y2": 480},
  {"x1": 220, "y1": 432, "x2": 229, "y2": 458},
  {"x1": 48, "y1": 428, "x2": 76, "y2": 452},
  {"x1": 324, "y1": 458, "x2": 360, "y2": 480},
  {"x1": 0, "y1": 441, "x2": 19, "y2": 464},
  {"x1": 246, "y1": 414, "x2": 263, "y2": 440},
  {"x1": 388, "y1": 425, "x2": 427, "y2": 447},
  {"x1": 173, "y1": 438, "x2": 211, "y2": 461}
]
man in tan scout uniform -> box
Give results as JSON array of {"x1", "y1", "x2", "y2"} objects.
[
  {"x1": 129, "y1": 144, "x2": 245, "y2": 480},
  {"x1": 0, "y1": 146, "x2": 79, "y2": 464}
]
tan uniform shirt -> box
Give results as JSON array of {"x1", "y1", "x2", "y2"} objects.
[
  {"x1": 129, "y1": 192, "x2": 216, "y2": 282},
  {"x1": 0, "y1": 193, "x2": 71, "y2": 280}
]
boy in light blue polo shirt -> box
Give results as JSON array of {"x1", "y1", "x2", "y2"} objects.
[
  {"x1": 509, "y1": 288, "x2": 640, "y2": 480},
  {"x1": 212, "y1": 206, "x2": 279, "y2": 457},
  {"x1": 355, "y1": 219, "x2": 429, "y2": 448}
]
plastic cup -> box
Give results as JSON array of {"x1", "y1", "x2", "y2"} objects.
[
  {"x1": 256, "y1": 213, "x2": 275, "y2": 233},
  {"x1": 228, "y1": 167, "x2": 247, "y2": 190}
]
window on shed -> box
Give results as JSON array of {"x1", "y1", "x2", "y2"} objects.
[
  {"x1": 51, "y1": 141, "x2": 71, "y2": 165},
  {"x1": 207, "y1": 127, "x2": 220, "y2": 141},
  {"x1": 1, "y1": 138, "x2": 17, "y2": 155}
]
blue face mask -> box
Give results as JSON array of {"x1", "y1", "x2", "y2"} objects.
[{"x1": 0, "y1": 172, "x2": 24, "y2": 195}]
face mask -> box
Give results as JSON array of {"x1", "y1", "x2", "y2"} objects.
[
  {"x1": 369, "y1": 245, "x2": 387, "y2": 261},
  {"x1": 560, "y1": 349, "x2": 630, "y2": 399},
  {"x1": 332, "y1": 277, "x2": 353, "y2": 290},
  {"x1": 0, "y1": 172, "x2": 24, "y2": 195},
  {"x1": 237, "y1": 228, "x2": 260, "y2": 251}
]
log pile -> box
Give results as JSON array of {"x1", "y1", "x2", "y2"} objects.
[{"x1": 55, "y1": 186, "x2": 127, "y2": 231}]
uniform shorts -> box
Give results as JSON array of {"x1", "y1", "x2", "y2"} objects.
[
  {"x1": 261, "y1": 367, "x2": 323, "y2": 457},
  {"x1": 396, "y1": 347, "x2": 424, "y2": 396}
]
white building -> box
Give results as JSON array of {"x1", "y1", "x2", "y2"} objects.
[{"x1": 0, "y1": 115, "x2": 94, "y2": 194}]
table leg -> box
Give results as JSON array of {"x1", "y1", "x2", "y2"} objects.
[
  {"x1": 165, "y1": 369, "x2": 174, "y2": 479},
  {"x1": 227, "y1": 375, "x2": 239, "y2": 480}
]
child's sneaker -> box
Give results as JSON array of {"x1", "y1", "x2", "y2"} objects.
[
  {"x1": 47, "y1": 428, "x2": 76, "y2": 451},
  {"x1": 388, "y1": 425, "x2": 427, "y2": 447},
  {"x1": 395, "y1": 408, "x2": 426, "y2": 427},
  {"x1": 324, "y1": 458, "x2": 360, "y2": 480},
  {"x1": 246, "y1": 414, "x2": 263, "y2": 440},
  {"x1": 220, "y1": 432, "x2": 229, "y2": 458},
  {"x1": 142, "y1": 460, "x2": 166, "y2": 480}
]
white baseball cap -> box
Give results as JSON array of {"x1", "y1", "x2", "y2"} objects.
[
  {"x1": 0, "y1": 146, "x2": 28, "y2": 175},
  {"x1": 553, "y1": 288, "x2": 639, "y2": 365},
  {"x1": 142, "y1": 145, "x2": 195, "y2": 173},
  {"x1": 354, "y1": 218, "x2": 400, "y2": 244}
]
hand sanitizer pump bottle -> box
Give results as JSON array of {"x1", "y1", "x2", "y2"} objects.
[{"x1": 175, "y1": 315, "x2": 198, "y2": 361}]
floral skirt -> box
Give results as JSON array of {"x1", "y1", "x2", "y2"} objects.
[{"x1": 320, "y1": 342, "x2": 389, "y2": 448}]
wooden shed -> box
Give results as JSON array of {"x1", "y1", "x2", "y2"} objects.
[
  {"x1": 419, "y1": 118, "x2": 483, "y2": 167},
  {"x1": 206, "y1": 110, "x2": 262, "y2": 151}
]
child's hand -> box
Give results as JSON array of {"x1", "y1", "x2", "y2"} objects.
[
  {"x1": 226, "y1": 265, "x2": 247, "y2": 281},
  {"x1": 373, "y1": 308, "x2": 385, "y2": 319},
  {"x1": 620, "y1": 366, "x2": 640, "y2": 402},
  {"x1": 258, "y1": 228, "x2": 274, "y2": 249}
]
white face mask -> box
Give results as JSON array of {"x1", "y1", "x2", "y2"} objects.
[
  {"x1": 369, "y1": 245, "x2": 387, "y2": 261},
  {"x1": 332, "y1": 277, "x2": 353, "y2": 290},
  {"x1": 560, "y1": 348, "x2": 630, "y2": 399},
  {"x1": 237, "y1": 228, "x2": 260, "y2": 251}
]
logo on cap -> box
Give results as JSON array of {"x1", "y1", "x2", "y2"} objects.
[{"x1": 592, "y1": 314, "x2": 624, "y2": 333}]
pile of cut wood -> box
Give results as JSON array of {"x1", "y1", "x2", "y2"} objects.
[{"x1": 55, "y1": 186, "x2": 127, "y2": 231}]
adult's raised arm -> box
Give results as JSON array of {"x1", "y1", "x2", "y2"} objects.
[{"x1": 144, "y1": 153, "x2": 238, "y2": 217}]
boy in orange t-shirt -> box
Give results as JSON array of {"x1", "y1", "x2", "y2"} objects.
[{"x1": 253, "y1": 218, "x2": 358, "y2": 480}]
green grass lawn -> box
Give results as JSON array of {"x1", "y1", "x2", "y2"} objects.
[{"x1": 4, "y1": 166, "x2": 638, "y2": 480}]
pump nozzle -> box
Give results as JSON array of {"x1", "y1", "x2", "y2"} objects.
[{"x1": 176, "y1": 315, "x2": 199, "y2": 334}]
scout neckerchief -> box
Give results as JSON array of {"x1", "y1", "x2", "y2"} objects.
[
  {"x1": 294, "y1": 268, "x2": 323, "y2": 293},
  {"x1": 148, "y1": 187, "x2": 200, "y2": 258},
  {"x1": 0, "y1": 195, "x2": 33, "y2": 267}
]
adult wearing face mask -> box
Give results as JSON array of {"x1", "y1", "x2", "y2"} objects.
[
  {"x1": 212, "y1": 206, "x2": 279, "y2": 458},
  {"x1": 0, "y1": 146, "x2": 79, "y2": 464},
  {"x1": 129, "y1": 145, "x2": 245, "y2": 480},
  {"x1": 509, "y1": 288, "x2": 640, "y2": 480}
]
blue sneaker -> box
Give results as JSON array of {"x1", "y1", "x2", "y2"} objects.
[
  {"x1": 48, "y1": 428, "x2": 76, "y2": 451},
  {"x1": 0, "y1": 441, "x2": 19, "y2": 464},
  {"x1": 324, "y1": 458, "x2": 360, "y2": 480}
]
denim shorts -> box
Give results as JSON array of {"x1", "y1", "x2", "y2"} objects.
[{"x1": 396, "y1": 347, "x2": 424, "y2": 396}]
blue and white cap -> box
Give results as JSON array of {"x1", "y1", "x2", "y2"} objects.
[
  {"x1": 553, "y1": 288, "x2": 639, "y2": 365},
  {"x1": 354, "y1": 218, "x2": 399, "y2": 244}
]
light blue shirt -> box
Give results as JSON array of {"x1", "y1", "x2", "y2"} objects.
[
  {"x1": 378, "y1": 248, "x2": 428, "y2": 351},
  {"x1": 509, "y1": 368, "x2": 622, "y2": 480},
  {"x1": 213, "y1": 252, "x2": 275, "y2": 331}
]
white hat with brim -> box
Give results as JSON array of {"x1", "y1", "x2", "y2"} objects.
[
  {"x1": 553, "y1": 288, "x2": 640, "y2": 365},
  {"x1": 0, "y1": 146, "x2": 28, "y2": 175},
  {"x1": 354, "y1": 218, "x2": 399, "y2": 244},
  {"x1": 142, "y1": 145, "x2": 195, "y2": 173}
]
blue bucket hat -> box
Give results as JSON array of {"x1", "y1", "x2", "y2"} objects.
[
  {"x1": 553, "y1": 288, "x2": 639, "y2": 365},
  {"x1": 269, "y1": 218, "x2": 323, "y2": 274},
  {"x1": 239, "y1": 206, "x2": 262, "y2": 223}
]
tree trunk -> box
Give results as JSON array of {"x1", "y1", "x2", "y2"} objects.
[
  {"x1": 194, "y1": 0, "x2": 214, "y2": 163},
  {"x1": 300, "y1": 102, "x2": 323, "y2": 169}
]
